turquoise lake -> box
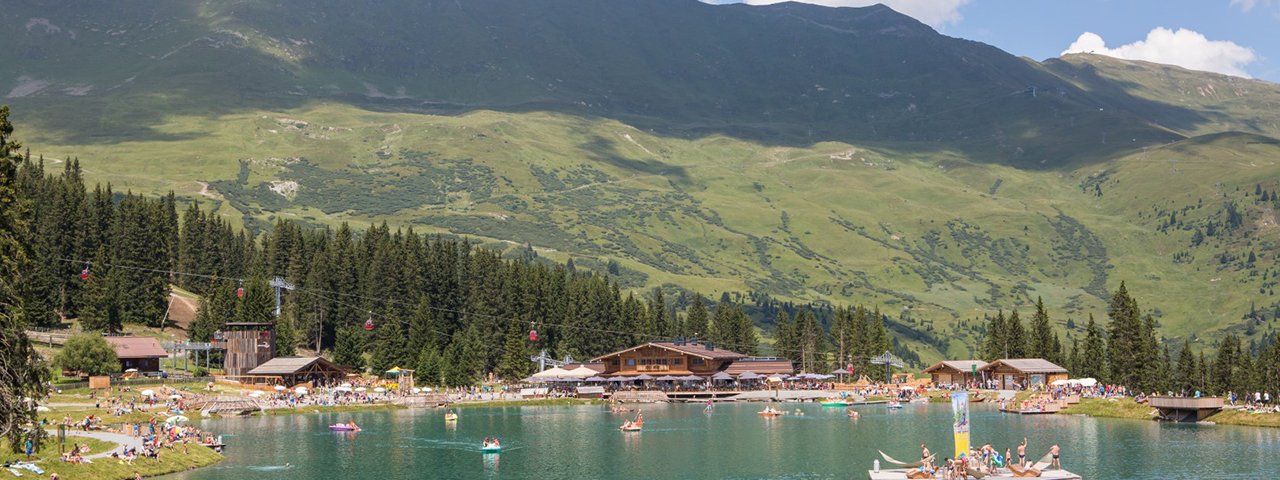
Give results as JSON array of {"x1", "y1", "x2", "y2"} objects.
[{"x1": 163, "y1": 403, "x2": 1280, "y2": 479}]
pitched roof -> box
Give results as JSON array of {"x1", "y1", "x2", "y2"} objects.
[
  {"x1": 247, "y1": 357, "x2": 344, "y2": 376},
  {"x1": 590, "y1": 342, "x2": 745, "y2": 362},
  {"x1": 980, "y1": 358, "x2": 1066, "y2": 374},
  {"x1": 923, "y1": 360, "x2": 988, "y2": 374},
  {"x1": 722, "y1": 359, "x2": 794, "y2": 375},
  {"x1": 103, "y1": 336, "x2": 168, "y2": 359}
]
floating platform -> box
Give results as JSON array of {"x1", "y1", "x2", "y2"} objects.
[
  {"x1": 1149, "y1": 396, "x2": 1223, "y2": 422},
  {"x1": 868, "y1": 468, "x2": 1081, "y2": 479}
]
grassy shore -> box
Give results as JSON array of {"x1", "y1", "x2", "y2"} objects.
[
  {"x1": 1204, "y1": 409, "x2": 1280, "y2": 428},
  {"x1": 1058, "y1": 398, "x2": 1155, "y2": 420},
  {"x1": 2, "y1": 434, "x2": 222, "y2": 479}
]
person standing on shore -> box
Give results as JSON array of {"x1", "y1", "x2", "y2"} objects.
[{"x1": 1050, "y1": 444, "x2": 1061, "y2": 470}]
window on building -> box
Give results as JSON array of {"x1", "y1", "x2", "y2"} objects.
[
  {"x1": 691, "y1": 358, "x2": 705, "y2": 366},
  {"x1": 673, "y1": 358, "x2": 683, "y2": 365},
  {"x1": 626, "y1": 359, "x2": 636, "y2": 367}
]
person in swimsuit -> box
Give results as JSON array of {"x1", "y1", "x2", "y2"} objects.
[
  {"x1": 1017, "y1": 437, "x2": 1027, "y2": 467},
  {"x1": 1050, "y1": 444, "x2": 1061, "y2": 470},
  {"x1": 921, "y1": 444, "x2": 932, "y2": 470}
]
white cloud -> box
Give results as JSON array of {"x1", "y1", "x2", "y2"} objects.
[
  {"x1": 1231, "y1": 0, "x2": 1257, "y2": 12},
  {"x1": 1062, "y1": 27, "x2": 1257, "y2": 78},
  {"x1": 721, "y1": 0, "x2": 971, "y2": 29}
]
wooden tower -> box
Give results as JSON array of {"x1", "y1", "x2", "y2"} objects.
[{"x1": 218, "y1": 322, "x2": 275, "y2": 377}]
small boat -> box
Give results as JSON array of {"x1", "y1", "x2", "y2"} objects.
[
  {"x1": 481, "y1": 444, "x2": 502, "y2": 453},
  {"x1": 620, "y1": 412, "x2": 644, "y2": 431},
  {"x1": 444, "y1": 412, "x2": 459, "y2": 422},
  {"x1": 887, "y1": 401, "x2": 904, "y2": 410},
  {"x1": 329, "y1": 424, "x2": 360, "y2": 431}
]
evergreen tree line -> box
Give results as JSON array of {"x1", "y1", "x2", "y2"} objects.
[{"x1": 773, "y1": 305, "x2": 893, "y2": 377}]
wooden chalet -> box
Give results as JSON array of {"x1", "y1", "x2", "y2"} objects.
[
  {"x1": 979, "y1": 358, "x2": 1067, "y2": 390},
  {"x1": 243, "y1": 356, "x2": 347, "y2": 386},
  {"x1": 591, "y1": 341, "x2": 745, "y2": 376},
  {"x1": 591, "y1": 342, "x2": 794, "y2": 378},
  {"x1": 923, "y1": 360, "x2": 988, "y2": 386},
  {"x1": 104, "y1": 336, "x2": 168, "y2": 373}
]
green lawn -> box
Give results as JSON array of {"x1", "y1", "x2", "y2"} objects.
[{"x1": 1058, "y1": 397, "x2": 1155, "y2": 420}]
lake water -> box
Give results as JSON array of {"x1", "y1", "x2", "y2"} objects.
[{"x1": 163, "y1": 402, "x2": 1280, "y2": 479}]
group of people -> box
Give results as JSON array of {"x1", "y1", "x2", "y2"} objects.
[
  {"x1": 482, "y1": 437, "x2": 502, "y2": 448},
  {"x1": 918, "y1": 438, "x2": 1061, "y2": 479}
]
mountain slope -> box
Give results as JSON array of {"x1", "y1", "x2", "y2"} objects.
[{"x1": 3, "y1": 0, "x2": 1279, "y2": 360}]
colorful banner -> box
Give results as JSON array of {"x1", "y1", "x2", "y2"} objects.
[{"x1": 951, "y1": 391, "x2": 970, "y2": 458}]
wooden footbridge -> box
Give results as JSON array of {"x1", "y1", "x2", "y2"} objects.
[{"x1": 1149, "y1": 396, "x2": 1223, "y2": 422}]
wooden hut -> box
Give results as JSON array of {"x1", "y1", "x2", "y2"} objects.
[
  {"x1": 979, "y1": 359, "x2": 1067, "y2": 390},
  {"x1": 245, "y1": 357, "x2": 347, "y2": 386},
  {"x1": 104, "y1": 336, "x2": 168, "y2": 373},
  {"x1": 922, "y1": 360, "x2": 988, "y2": 386}
]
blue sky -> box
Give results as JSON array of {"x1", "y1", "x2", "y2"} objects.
[{"x1": 704, "y1": 1, "x2": 1280, "y2": 82}]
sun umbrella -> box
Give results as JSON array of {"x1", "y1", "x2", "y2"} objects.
[
  {"x1": 249, "y1": 391, "x2": 265, "y2": 397},
  {"x1": 373, "y1": 387, "x2": 386, "y2": 393},
  {"x1": 274, "y1": 385, "x2": 287, "y2": 391},
  {"x1": 831, "y1": 368, "x2": 852, "y2": 375},
  {"x1": 294, "y1": 386, "x2": 308, "y2": 394},
  {"x1": 334, "y1": 386, "x2": 353, "y2": 392},
  {"x1": 423, "y1": 387, "x2": 433, "y2": 393},
  {"x1": 607, "y1": 376, "x2": 635, "y2": 382},
  {"x1": 125, "y1": 368, "x2": 139, "y2": 373},
  {"x1": 386, "y1": 367, "x2": 401, "y2": 375},
  {"x1": 140, "y1": 389, "x2": 155, "y2": 397},
  {"x1": 168, "y1": 394, "x2": 183, "y2": 399},
  {"x1": 1078, "y1": 378, "x2": 1098, "y2": 387},
  {"x1": 412, "y1": 388, "x2": 422, "y2": 394},
  {"x1": 340, "y1": 383, "x2": 353, "y2": 388},
  {"x1": 354, "y1": 387, "x2": 368, "y2": 392},
  {"x1": 1051, "y1": 379, "x2": 1068, "y2": 386},
  {"x1": 737, "y1": 372, "x2": 760, "y2": 380},
  {"x1": 36, "y1": 406, "x2": 51, "y2": 412},
  {"x1": 711, "y1": 371, "x2": 734, "y2": 381},
  {"x1": 655, "y1": 375, "x2": 679, "y2": 381},
  {"x1": 633, "y1": 374, "x2": 654, "y2": 381},
  {"x1": 165, "y1": 415, "x2": 189, "y2": 424},
  {"x1": 565, "y1": 366, "x2": 600, "y2": 378},
  {"x1": 585, "y1": 376, "x2": 607, "y2": 382},
  {"x1": 680, "y1": 375, "x2": 703, "y2": 381}
]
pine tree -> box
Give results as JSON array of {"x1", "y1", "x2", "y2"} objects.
[
  {"x1": 80, "y1": 248, "x2": 124, "y2": 333},
  {"x1": 1028, "y1": 297, "x2": 1055, "y2": 359},
  {"x1": 774, "y1": 311, "x2": 796, "y2": 366},
  {"x1": 980, "y1": 311, "x2": 1007, "y2": 361},
  {"x1": 334, "y1": 325, "x2": 366, "y2": 370},
  {"x1": 495, "y1": 320, "x2": 532, "y2": 382},
  {"x1": 1079, "y1": 315, "x2": 1108, "y2": 381},
  {"x1": 685, "y1": 294, "x2": 710, "y2": 339},
  {"x1": 1175, "y1": 339, "x2": 1195, "y2": 394},
  {"x1": 1107, "y1": 282, "x2": 1145, "y2": 389},
  {"x1": 0, "y1": 105, "x2": 51, "y2": 450},
  {"x1": 1005, "y1": 310, "x2": 1027, "y2": 358}
]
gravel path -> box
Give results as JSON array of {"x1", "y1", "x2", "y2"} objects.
[{"x1": 46, "y1": 429, "x2": 144, "y2": 459}]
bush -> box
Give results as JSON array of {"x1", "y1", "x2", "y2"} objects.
[{"x1": 53, "y1": 334, "x2": 120, "y2": 376}]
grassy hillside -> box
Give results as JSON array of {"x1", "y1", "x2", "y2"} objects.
[{"x1": 3, "y1": 1, "x2": 1279, "y2": 361}]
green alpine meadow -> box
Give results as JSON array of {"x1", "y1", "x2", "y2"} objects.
[{"x1": 4, "y1": 0, "x2": 1279, "y2": 364}]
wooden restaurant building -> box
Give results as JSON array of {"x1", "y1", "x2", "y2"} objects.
[
  {"x1": 980, "y1": 358, "x2": 1068, "y2": 390},
  {"x1": 922, "y1": 360, "x2": 988, "y2": 386},
  {"x1": 104, "y1": 336, "x2": 169, "y2": 373},
  {"x1": 590, "y1": 341, "x2": 793, "y2": 377}
]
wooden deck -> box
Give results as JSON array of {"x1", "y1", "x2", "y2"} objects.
[
  {"x1": 1149, "y1": 396, "x2": 1223, "y2": 422},
  {"x1": 868, "y1": 468, "x2": 1081, "y2": 479}
]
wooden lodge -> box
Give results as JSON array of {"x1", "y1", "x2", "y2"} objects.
[
  {"x1": 592, "y1": 341, "x2": 745, "y2": 376},
  {"x1": 923, "y1": 360, "x2": 987, "y2": 386},
  {"x1": 218, "y1": 322, "x2": 276, "y2": 377},
  {"x1": 240, "y1": 356, "x2": 348, "y2": 386},
  {"x1": 590, "y1": 341, "x2": 794, "y2": 378},
  {"x1": 980, "y1": 358, "x2": 1067, "y2": 390},
  {"x1": 104, "y1": 336, "x2": 168, "y2": 373}
]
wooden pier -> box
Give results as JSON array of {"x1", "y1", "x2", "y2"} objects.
[{"x1": 1149, "y1": 396, "x2": 1223, "y2": 422}]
